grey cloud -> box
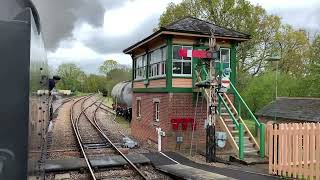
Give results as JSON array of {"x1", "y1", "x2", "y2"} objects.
[
  {"x1": 31, "y1": 0, "x2": 128, "y2": 50},
  {"x1": 82, "y1": 16, "x2": 159, "y2": 54},
  {"x1": 269, "y1": 5, "x2": 320, "y2": 35},
  {"x1": 78, "y1": 59, "x2": 105, "y2": 74},
  {"x1": 48, "y1": 56, "x2": 103, "y2": 74}
]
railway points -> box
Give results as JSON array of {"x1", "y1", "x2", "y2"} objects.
[{"x1": 44, "y1": 95, "x2": 172, "y2": 180}]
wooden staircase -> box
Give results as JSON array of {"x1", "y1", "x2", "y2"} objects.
[
  {"x1": 219, "y1": 93, "x2": 260, "y2": 156},
  {"x1": 200, "y1": 88, "x2": 260, "y2": 158},
  {"x1": 194, "y1": 65, "x2": 265, "y2": 160}
]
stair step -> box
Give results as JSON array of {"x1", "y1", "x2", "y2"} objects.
[
  {"x1": 244, "y1": 143, "x2": 254, "y2": 148},
  {"x1": 231, "y1": 130, "x2": 238, "y2": 134},
  {"x1": 236, "y1": 139, "x2": 252, "y2": 144},
  {"x1": 224, "y1": 118, "x2": 233, "y2": 122},
  {"x1": 220, "y1": 113, "x2": 229, "y2": 116},
  {"x1": 234, "y1": 136, "x2": 250, "y2": 142},
  {"x1": 244, "y1": 148, "x2": 259, "y2": 154},
  {"x1": 227, "y1": 124, "x2": 236, "y2": 128},
  {"x1": 234, "y1": 136, "x2": 249, "y2": 139},
  {"x1": 220, "y1": 108, "x2": 227, "y2": 112},
  {"x1": 221, "y1": 112, "x2": 238, "y2": 118}
]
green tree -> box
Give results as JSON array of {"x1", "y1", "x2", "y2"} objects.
[
  {"x1": 53, "y1": 61, "x2": 132, "y2": 94},
  {"x1": 241, "y1": 72, "x2": 304, "y2": 113},
  {"x1": 271, "y1": 26, "x2": 310, "y2": 76},
  {"x1": 83, "y1": 74, "x2": 108, "y2": 93},
  {"x1": 105, "y1": 65, "x2": 132, "y2": 95},
  {"x1": 107, "y1": 67, "x2": 131, "y2": 81},
  {"x1": 99, "y1": 59, "x2": 119, "y2": 77},
  {"x1": 56, "y1": 63, "x2": 85, "y2": 91},
  {"x1": 305, "y1": 35, "x2": 320, "y2": 96},
  {"x1": 158, "y1": 0, "x2": 281, "y2": 77}
]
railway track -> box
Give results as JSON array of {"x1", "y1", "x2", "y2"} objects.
[
  {"x1": 94, "y1": 101, "x2": 116, "y2": 115},
  {"x1": 70, "y1": 95, "x2": 149, "y2": 180}
]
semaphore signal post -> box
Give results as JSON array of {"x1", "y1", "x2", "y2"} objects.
[{"x1": 178, "y1": 29, "x2": 223, "y2": 162}]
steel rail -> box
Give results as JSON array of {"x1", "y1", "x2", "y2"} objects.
[
  {"x1": 84, "y1": 100, "x2": 148, "y2": 180},
  {"x1": 93, "y1": 102, "x2": 117, "y2": 122},
  {"x1": 70, "y1": 95, "x2": 97, "y2": 180},
  {"x1": 94, "y1": 102, "x2": 126, "y2": 138},
  {"x1": 94, "y1": 102, "x2": 116, "y2": 115}
]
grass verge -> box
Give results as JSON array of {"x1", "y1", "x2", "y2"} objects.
[
  {"x1": 74, "y1": 91, "x2": 90, "y2": 97},
  {"x1": 114, "y1": 116, "x2": 130, "y2": 129},
  {"x1": 103, "y1": 97, "x2": 113, "y2": 107}
]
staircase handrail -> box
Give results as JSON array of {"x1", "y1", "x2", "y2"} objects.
[
  {"x1": 218, "y1": 93, "x2": 244, "y2": 159},
  {"x1": 196, "y1": 67, "x2": 246, "y2": 159},
  {"x1": 230, "y1": 82, "x2": 266, "y2": 158},
  {"x1": 217, "y1": 93, "x2": 239, "y2": 129},
  {"x1": 223, "y1": 93, "x2": 260, "y2": 149},
  {"x1": 230, "y1": 82, "x2": 260, "y2": 127}
]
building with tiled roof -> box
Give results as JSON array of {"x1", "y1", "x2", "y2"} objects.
[
  {"x1": 256, "y1": 97, "x2": 320, "y2": 123},
  {"x1": 123, "y1": 17, "x2": 263, "y2": 159}
]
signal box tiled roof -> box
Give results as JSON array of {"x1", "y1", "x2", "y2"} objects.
[
  {"x1": 163, "y1": 16, "x2": 250, "y2": 39},
  {"x1": 255, "y1": 97, "x2": 320, "y2": 122},
  {"x1": 124, "y1": 16, "x2": 250, "y2": 54}
]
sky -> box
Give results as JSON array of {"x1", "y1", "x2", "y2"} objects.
[{"x1": 31, "y1": 0, "x2": 320, "y2": 74}]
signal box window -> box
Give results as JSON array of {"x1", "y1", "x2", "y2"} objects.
[
  {"x1": 149, "y1": 46, "x2": 167, "y2": 78},
  {"x1": 220, "y1": 48, "x2": 230, "y2": 69},
  {"x1": 137, "y1": 99, "x2": 141, "y2": 117},
  {"x1": 154, "y1": 102, "x2": 160, "y2": 122},
  {"x1": 134, "y1": 55, "x2": 147, "y2": 80},
  {"x1": 172, "y1": 45, "x2": 192, "y2": 76}
]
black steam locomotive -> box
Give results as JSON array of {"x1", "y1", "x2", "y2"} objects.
[{"x1": 0, "y1": 1, "x2": 51, "y2": 180}]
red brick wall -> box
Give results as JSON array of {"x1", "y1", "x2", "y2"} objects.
[
  {"x1": 131, "y1": 92, "x2": 207, "y2": 151},
  {"x1": 131, "y1": 93, "x2": 169, "y2": 145}
]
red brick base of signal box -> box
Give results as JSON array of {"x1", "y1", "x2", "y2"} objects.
[{"x1": 131, "y1": 92, "x2": 207, "y2": 151}]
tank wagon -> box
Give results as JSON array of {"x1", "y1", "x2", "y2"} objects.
[
  {"x1": 0, "y1": 1, "x2": 51, "y2": 180},
  {"x1": 111, "y1": 81, "x2": 132, "y2": 121}
]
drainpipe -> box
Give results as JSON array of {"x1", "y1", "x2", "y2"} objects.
[{"x1": 156, "y1": 128, "x2": 165, "y2": 151}]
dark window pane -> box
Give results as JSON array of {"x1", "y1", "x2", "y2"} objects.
[
  {"x1": 162, "y1": 46, "x2": 167, "y2": 60},
  {"x1": 221, "y1": 48, "x2": 230, "y2": 63},
  {"x1": 143, "y1": 67, "x2": 146, "y2": 78},
  {"x1": 161, "y1": 63, "x2": 166, "y2": 75},
  {"x1": 173, "y1": 46, "x2": 182, "y2": 60},
  {"x1": 136, "y1": 56, "x2": 143, "y2": 68},
  {"x1": 143, "y1": 54, "x2": 147, "y2": 66},
  {"x1": 183, "y1": 62, "x2": 191, "y2": 74},
  {"x1": 151, "y1": 49, "x2": 161, "y2": 63},
  {"x1": 156, "y1": 64, "x2": 159, "y2": 75},
  {"x1": 173, "y1": 62, "x2": 182, "y2": 74}
]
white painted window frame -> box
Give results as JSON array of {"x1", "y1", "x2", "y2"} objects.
[{"x1": 220, "y1": 48, "x2": 231, "y2": 68}]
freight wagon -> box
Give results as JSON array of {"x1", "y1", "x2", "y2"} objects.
[{"x1": 111, "y1": 81, "x2": 132, "y2": 121}]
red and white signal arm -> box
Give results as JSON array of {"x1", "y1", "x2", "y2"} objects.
[
  {"x1": 221, "y1": 77, "x2": 230, "y2": 89},
  {"x1": 178, "y1": 48, "x2": 211, "y2": 59}
]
